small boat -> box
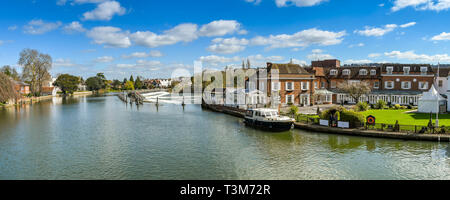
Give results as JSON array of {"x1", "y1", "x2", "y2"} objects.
[{"x1": 244, "y1": 108, "x2": 295, "y2": 132}]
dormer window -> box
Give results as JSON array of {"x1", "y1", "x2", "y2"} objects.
[
  {"x1": 370, "y1": 69, "x2": 377, "y2": 76},
  {"x1": 343, "y1": 69, "x2": 350, "y2": 76},
  {"x1": 420, "y1": 67, "x2": 428, "y2": 75},
  {"x1": 386, "y1": 66, "x2": 394, "y2": 75},
  {"x1": 330, "y1": 69, "x2": 338, "y2": 76},
  {"x1": 403, "y1": 67, "x2": 410, "y2": 75},
  {"x1": 359, "y1": 69, "x2": 368, "y2": 76}
]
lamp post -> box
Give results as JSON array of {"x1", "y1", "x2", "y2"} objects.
[{"x1": 436, "y1": 62, "x2": 440, "y2": 127}]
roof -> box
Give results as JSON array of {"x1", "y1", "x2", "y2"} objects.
[
  {"x1": 324, "y1": 66, "x2": 380, "y2": 79},
  {"x1": 267, "y1": 63, "x2": 313, "y2": 75},
  {"x1": 432, "y1": 67, "x2": 450, "y2": 77},
  {"x1": 13, "y1": 80, "x2": 29, "y2": 86},
  {"x1": 381, "y1": 64, "x2": 433, "y2": 73},
  {"x1": 419, "y1": 85, "x2": 446, "y2": 101},
  {"x1": 330, "y1": 89, "x2": 423, "y2": 96}
]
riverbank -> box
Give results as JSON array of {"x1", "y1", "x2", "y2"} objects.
[
  {"x1": 202, "y1": 103, "x2": 450, "y2": 142},
  {"x1": 1, "y1": 91, "x2": 93, "y2": 108}
]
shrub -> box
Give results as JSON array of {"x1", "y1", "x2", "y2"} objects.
[
  {"x1": 394, "y1": 104, "x2": 401, "y2": 110},
  {"x1": 289, "y1": 105, "x2": 299, "y2": 117},
  {"x1": 376, "y1": 100, "x2": 387, "y2": 110},
  {"x1": 321, "y1": 106, "x2": 364, "y2": 128},
  {"x1": 355, "y1": 102, "x2": 369, "y2": 112},
  {"x1": 320, "y1": 106, "x2": 346, "y2": 120}
]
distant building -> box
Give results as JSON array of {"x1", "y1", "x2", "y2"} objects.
[
  {"x1": 311, "y1": 59, "x2": 340, "y2": 68},
  {"x1": 13, "y1": 81, "x2": 30, "y2": 95}
]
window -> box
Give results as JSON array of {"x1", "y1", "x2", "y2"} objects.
[
  {"x1": 286, "y1": 82, "x2": 294, "y2": 91},
  {"x1": 320, "y1": 82, "x2": 325, "y2": 88},
  {"x1": 286, "y1": 95, "x2": 294, "y2": 104},
  {"x1": 271, "y1": 82, "x2": 280, "y2": 91},
  {"x1": 439, "y1": 80, "x2": 443, "y2": 87},
  {"x1": 403, "y1": 67, "x2": 410, "y2": 75},
  {"x1": 386, "y1": 66, "x2": 394, "y2": 75},
  {"x1": 314, "y1": 82, "x2": 318, "y2": 89},
  {"x1": 370, "y1": 70, "x2": 377, "y2": 76},
  {"x1": 343, "y1": 69, "x2": 351, "y2": 75},
  {"x1": 330, "y1": 69, "x2": 338, "y2": 76},
  {"x1": 331, "y1": 81, "x2": 337, "y2": 88},
  {"x1": 359, "y1": 69, "x2": 368, "y2": 76},
  {"x1": 420, "y1": 67, "x2": 428, "y2": 75},
  {"x1": 301, "y1": 82, "x2": 310, "y2": 91},
  {"x1": 385, "y1": 81, "x2": 394, "y2": 89},
  {"x1": 259, "y1": 82, "x2": 265, "y2": 90},
  {"x1": 419, "y1": 82, "x2": 429, "y2": 90},
  {"x1": 401, "y1": 81, "x2": 411, "y2": 89},
  {"x1": 374, "y1": 82, "x2": 380, "y2": 89}
]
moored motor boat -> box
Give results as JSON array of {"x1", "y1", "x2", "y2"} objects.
[{"x1": 244, "y1": 108, "x2": 295, "y2": 132}]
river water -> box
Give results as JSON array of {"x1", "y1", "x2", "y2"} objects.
[{"x1": 0, "y1": 95, "x2": 449, "y2": 180}]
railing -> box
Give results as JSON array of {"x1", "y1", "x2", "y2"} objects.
[{"x1": 296, "y1": 115, "x2": 450, "y2": 135}]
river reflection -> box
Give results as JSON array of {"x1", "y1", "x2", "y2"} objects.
[{"x1": 0, "y1": 95, "x2": 449, "y2": 180}]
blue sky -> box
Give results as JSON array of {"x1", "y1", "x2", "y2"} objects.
[{"x1": 2, "y1": 0, "x2": 450, "y2": 79}]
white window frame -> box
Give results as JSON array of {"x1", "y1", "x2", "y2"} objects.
[
  {"x1": 343, "y1": 69, "x2": 351, "y2": 76},
  {"x1": 370, "y1": 69, "x2": 377, "y2": 76},
  {"x1": 374, "y1": 82, "x2": 380, "y2": 89},
  {"x1": 314, "y1": 82, "x2": 318, "y2": 89},
  {"x1": 401, "y1": 81, "x2": 411, "y2": 89},
  {"x1": 420, "y1": 67, "x2": 428, "y2": 75},
  {"x1": 403, "y1": 67, "x2": 410, "y2": 75},
  {"x1": 386, "y1": 66, "x2": 394, "y2": 75},
  {"x1": 359, "y1": 69, "x2": 368, "y2": 76},
  {"x1": 385, "y1": 81, "x2": 394, "y2": 89},
  {"x1": 286, "y1": 95, "x2": 294, "y2": 104},
  {"x1": 286, "y1": 82, "x2": 294, "y2": 91},
  {"x1": 271, "y1": 82, "x2": 281, "y2": 91},
  {"x1": 331, "y1": 81, "x2": 337, "y2": 89},
  {"x1": 330, "y1": 69, "x2": 338, "y2": 76},
  {"x1": 301, "y1": 82, "x2": 310, "y2": 91},
  {"x1": 419, "y1": 82, "x2": 429, "y2": 90}
]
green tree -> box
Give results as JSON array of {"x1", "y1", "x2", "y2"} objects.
[
  {"x1": 124, "y1": 81, "x2": 135, "y2": 90},
  {"x1": 18, "y1": 49, "x2": 52, "y2": 96},
  {"x1": 134, "y1": 76, "x2": 143, "y2": 89},
  {"x1": 112, "y1": 79, "x2": 122, "y2": 90},
  {"x1": 0, "y1": 65, "x2": 20, "y2": 81},
  {"x1": 53, "y1": 74, "x2": 80, "y2": 95},
  {"x1": 129, "y1": 75, "x2": 134, "y2": 83},
  {"x1": 0, "y1": 72, "x2": 20, "y2": 103},
  {"x1": 86, "y1": 76, "x2": 104, "y2": 92}
]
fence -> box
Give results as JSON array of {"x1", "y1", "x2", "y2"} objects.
[{"x1": 295, "y1": 115, "x2": 450, "y2": 135}]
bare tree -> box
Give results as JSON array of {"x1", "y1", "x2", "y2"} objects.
[
  {"x1": 18, "y1": 49, "x2": 52, "y2": 96},
  {"x1": 0, "y1": 72, "x2": 19, "y2": 103},
  {"x1": 338, "y1": 81, "x2": 371, "y2": 103}
]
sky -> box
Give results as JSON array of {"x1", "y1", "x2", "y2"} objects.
[{"x1": 2, "y1": 0, "x2": 450, "y2": 79}]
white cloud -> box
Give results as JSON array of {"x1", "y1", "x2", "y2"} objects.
[
  {"x1": 82, "y1": 1, "x2": 126, "y2": 21},
  {"x1": 307, "y1": 49, "x2": 334, "y2": 60},
  {"x1": 431, "y1": 32, "x2": 450, "y2": 41},
  {"x1": 54, "y1": 58, "x2": 77, "y2": 67},
  {"x1": 131, "y1": 23, "x2": 198, "y2": 48},
  {"x1": 344, "y1": 59, "x2": 373, "y2": 64},
  {"x1": 384, "y1": 50, "x2": 450, "y2": 62},
  {"x1": 251, "y1": 28, "x2": 346, "y2": 50},
  {"x1": 63, "y1": 21, "x2": 86, "y2": 33},
  {"x1": 200, "y1": 55, "x2": 241, "y2": 66},
  {"x1": 355, "y1": 22, "x2": 415, "y2": 37},
  {"x1": 23, "y1": 20, "x2": 62, "y2": 35},
  {"x1": 86, "y1": 26, "x2": 131, "y2": 48},
  {"x1": 95, "y1": 56, "x2": 114, "y2": 63},
  {"x1": 368, "y1": 53, "x2": 381, "y2": 58},
  {"x1": 245, "y1": 0, "x2": 262, "y2": 5},
  {"x1": 198, "y1": 20, "x2": 245, "y2": 37},
  {"x1": 275, "y1": 0, "x2": 328, "y2": 7},
  {"x1": 114, "y1": 60, "x2": 162, "y2": 69},
  {"x1": 122, "y1": 50, "x2": 164, "y2": 59},
  {"x1": 392, "y1": 0, "x2": 450, "y2": 12},
  {"x1": 8, "y1": 25, "x2": 17, "y2": 31},
  {"x1": 207, "y1": 37, "x2": 249, "y2": 54},
  {"x1": 349, "y1": 43, "x2": 365, "y2": 48}
]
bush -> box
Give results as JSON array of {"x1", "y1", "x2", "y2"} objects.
[
  {"x1": 376, "y1": 100, "x2": 387, "y2": 109},
  {"x1": 394, "y1": 104, "x2": 401, "y2": 110},
  {"x1": 289, "y1": 105, "x2": 299, "y2": 117},
  {"x1": 355, "y1": 102, "x2": 369, "y2": 112},
  {"x1": 321, "y1": 106, "x2": 364, "y2": 128}
]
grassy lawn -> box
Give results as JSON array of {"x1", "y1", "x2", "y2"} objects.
[{"x1": 362, "y1": 109, "x2": 450, "y2": 126}]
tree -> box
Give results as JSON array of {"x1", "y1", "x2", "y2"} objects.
[
  {"x1": 18, "y1": 49, "x2": 52, "y2": 96},
  {"x1": 124, "y1": 81, "x2": 135, "y2": 91},
  {"x1": 85, "y1": 76, "x2": 104, "y2": 92},
  {"x1": 338, "y1": 81, "x2": 371, "y2": 104},
  {"x1": 112, "y1": 79, "x2": 122, "y2": 90},
  {"x1": 134, "y1": 76, "x2": 143, "y2": 90},
  {"x1": 123, "y1": 78, "x2": 127, "y2": 85},
  {"x1": 247, "y1": 58, "x2": 251, "y2": 69},
  {"x1": 0, "y1": 65, "x2": 20, "y2": 81},
  {"x1": 0, "y1": 72, "x2": 20, "y2": 103},
  {"x1": 96, "y1": 73, "x2": 108, "y2": 89},
  {"x1": 53, "y1": 74, "x2": 80, "y2": 95},
  {"x1": 129, "y1": 75, "x2": 134, "y2": 83}
]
